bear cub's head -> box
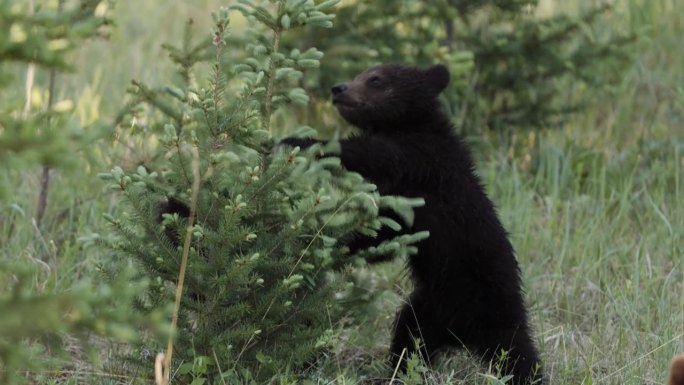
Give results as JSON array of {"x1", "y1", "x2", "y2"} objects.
[{"x1": 331, "y1": 64, "x2": 450, "y2": 133}]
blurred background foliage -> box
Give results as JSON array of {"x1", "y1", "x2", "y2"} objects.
[{"x1": 288, "y1": 0, "x2": 633, "y2": 135}]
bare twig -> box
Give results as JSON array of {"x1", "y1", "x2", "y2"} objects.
[
  {"x1": 23, "y1": 63, "x2": 35, "y2": 118},
  {"x1": 262, "y1": 2, "x2": 284, "y2": 132},
  {"x1": 155, "y1": 353, "x2": 166, "y2": 385},
  {"x1": 23, "y1": 0, "x2": 36, "y2": 118},
  {"x1": 36, "y1": 166, "x2": 51, "y2": 228},
  {"x1": 162, "y1": 143, "x2": 201, "y2": 384},
  {"x1": 389, "y1": 348, "x2": 407, "y2": 385},
  {"x1": 35, "y1": 0, "x2": 64, "y2": 229}
]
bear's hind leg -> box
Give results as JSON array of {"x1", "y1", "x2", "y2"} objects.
[
  {"x1": 469, "y1": 327, "x2": 543, "y2": 385},
  {"x1": 388, "y1": 288, "x2": 445, "y2": 372}
]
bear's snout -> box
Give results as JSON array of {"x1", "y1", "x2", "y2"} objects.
[{"x1": 331, "y1": 83, "x2": 348, "y2": 95}]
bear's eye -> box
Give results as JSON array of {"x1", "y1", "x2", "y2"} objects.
[{"x1": 367, "y1": 76, "x2": 383, "y2": 88}]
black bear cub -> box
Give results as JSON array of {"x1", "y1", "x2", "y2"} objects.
[{"x1": 282, "y1": 64, "x2": 542, "y2": 384}]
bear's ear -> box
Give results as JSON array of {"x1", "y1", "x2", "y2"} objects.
[{"x1": 424, "y1": 64, "x2": 450, "y2": 95}]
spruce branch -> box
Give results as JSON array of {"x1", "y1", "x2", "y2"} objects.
[
  {"x1": 259, "y1": 190, "x2": 370, "y2": 324},
  {"x1": 210, "y1": 8, "x2": 230, "y2": 137}
]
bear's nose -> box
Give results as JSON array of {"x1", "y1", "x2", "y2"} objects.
[{"x1": 331, "y1": 83, "x2": 348, "y2": 95}]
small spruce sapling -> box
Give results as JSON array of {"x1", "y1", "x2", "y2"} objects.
[{"x1": 103, "y1": 1, "x2": 425, "y2": 381}]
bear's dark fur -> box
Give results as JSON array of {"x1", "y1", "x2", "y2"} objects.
[{"x1": 281, "y1": 64, "x2": 542, "y2": 384}]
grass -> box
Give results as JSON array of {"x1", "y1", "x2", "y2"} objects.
[
  {"x1": 494, "y1": 137, "x2": 683, "y2": 384},
  {"x1": 496, "y1": 1, "x2": 684, "y2": 382},
  {"x1": 2, "y1": 0, "x2": 683, "y2": 384}
]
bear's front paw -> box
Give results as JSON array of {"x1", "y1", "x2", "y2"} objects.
[{"x1": 279, "y1": 137, "x2": 319, "y2": 150}]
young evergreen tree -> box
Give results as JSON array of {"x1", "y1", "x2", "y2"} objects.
[{"x1": 104, "y1": 1, "x2": 426, "y2": 381}]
